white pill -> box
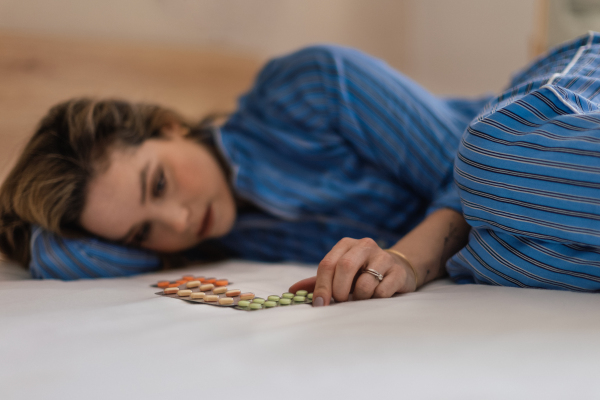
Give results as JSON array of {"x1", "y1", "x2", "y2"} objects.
[
  {"x1": 190, "y1": 292, "x2": 205, "y2": 299},
  {"x1": 200, "y1": 284, "x2": 215, "y2": 292},
  {"x1": 186, "y1": 280, "x2": 201, "y2": 288},
  {"x1": 177, "y1": 290, "x2": 192, "y2": 297},
  {"x1": 218, "y1": 297, "x2": 234, "y2": 305},
  {"x1": 204, "y1": 295, "x2": 219, "y2": 302},
  {"x1": 164, "y1": 287, "x2": 179, "y2": 294},
  {"x1": 213, "y1": 286, "x2": 227, "y2": 294}
]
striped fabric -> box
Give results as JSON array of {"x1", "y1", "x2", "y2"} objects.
[
  {"x1": 29, "y1": 44, "x2": 487, "y2": 279},
  {"x1": 190, "y1": 44, "x2": 488, "y2": 264},
  {"x1": 447, "y1": 32, "x2": 600, "y2": 291},
  {"x1": 29, "y1": 225, "x2": 160, "y2": 279}
]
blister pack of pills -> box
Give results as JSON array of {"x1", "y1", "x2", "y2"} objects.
[{"x1": 153, "y1": 275, "x2": 313, "y2": 311}]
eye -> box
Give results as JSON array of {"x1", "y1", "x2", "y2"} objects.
[
  {"x1": 132, "y1": 222, "x2": 151, "y2": 245},
  {"x1": 153, "y1": 167, "x2": 166, "y2": 198}
]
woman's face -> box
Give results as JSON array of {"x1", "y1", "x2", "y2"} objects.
[{"x1": 80, "y1": 125, "x2": 237, "y2": 252}]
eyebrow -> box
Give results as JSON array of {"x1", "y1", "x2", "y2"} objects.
[
  {"x1": 116, "y1": 162, "x2": 150, "y2": 244},
  {"x1": 140, "y1": 162, "x2": 150, "y2": 205}
]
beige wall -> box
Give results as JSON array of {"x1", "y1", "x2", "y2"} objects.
[
  {"x1": 0, "y1": 0, "x2": 537, "y2": 95},
  {"x1": 403, "y1": 0, "x2": 538, "y2": 95}
]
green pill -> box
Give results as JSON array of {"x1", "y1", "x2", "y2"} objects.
[
  {"x1": 249, "y1": 303, "x2": 263, "y2": 310},
  {"x1": 267, "y1": 295, "x2": 280, "y2": 302},
  {"x1": 295, "y1": 290, "x2": 308, "y2": 297},
  {"x1": 293, "y1": 296, "x2": 306, "y2": 302},
  {"x1": 279, "y1": 298, "x2": 291, "y2": 305},
  {"x1": 252, "y1": 298, "x2": 265, "y2": 304},
  {"x1": 264, "y1": 301, "x2": 277, "y2": 308},
  {"x1": 307, "y1": 293, "x2": 313, "y2": 300},
  {"x1": 237, "y1": 300, "x2": 250, "y2": 308},
  {"x1": 282, "y1": 292, "x2": 294, "y2": 299}
]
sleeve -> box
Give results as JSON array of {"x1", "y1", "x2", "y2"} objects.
[
  {"x1": 447, "y1": 85, "x2": 600, "y2": 290},
  {"x1": 227, "y1": 45, "x2": 478, "y2": 214},
  {"x1": 426, "y1": 178, "x2": 463, "y2": 215},
  {"x1": 29, "y1": 225, "x2": 161, "y2": 280}
]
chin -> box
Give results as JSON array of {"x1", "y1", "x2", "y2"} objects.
[{"x1": 219, "y1": 212, "x2": 237, "y2": 237}]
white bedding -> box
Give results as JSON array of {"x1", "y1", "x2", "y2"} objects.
[{"x1": 1, "y1": 259, "x2": 599, "y2": 399}]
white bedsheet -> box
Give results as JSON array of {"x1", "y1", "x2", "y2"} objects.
[{"x1": 1, "y1": 259, "x2": 599, "y2": 399}]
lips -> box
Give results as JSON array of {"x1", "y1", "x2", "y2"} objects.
[{"x1": 197, "y1": 204, "x2": 213, "y2": 239}]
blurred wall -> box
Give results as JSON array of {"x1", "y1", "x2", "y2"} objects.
[
  {"x1": 548, "y1": 0, "x2": 600, "y2": 47},
  {"x1": 0, "y1": 0, "x2": 538, "y2": 95}
]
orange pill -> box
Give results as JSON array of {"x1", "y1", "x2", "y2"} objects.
[
  {"x1": 195, "y1": 277, "x2": 206, "y2": 282},
  {"x1": 205, "y1": 278, "x2": 216, "y2": 284},
  {"x1": 157, "y1": 281, "x2": 170, "y2": 288},
  {"x1": 226, "y1": 289, "x2": 241, "y2": 297},
  {"x1": 168, "y1": 283, "x2": 180, "y2": 288},
  {"x1": 164, "y1": 287, "x2": 179, "y2": 294},
  {"x1": 182, "y1": 275, "x2": 195, "y2": 281},
  {"x1": 175, "y1": 280, "x2": 187, "y2": 285},
  {"x1": 239, "y1": 292, "x2": 255, "y2": 300},
  {"x1": 215, "y1": 279, "x2": 229, "y2": 287}
]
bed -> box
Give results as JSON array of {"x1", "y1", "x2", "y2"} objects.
[
  {"x1": 2, "y1": 258, "x2": 599, "y2": 399},
  {"x1": 2, "y1": 32, "x2": 600, "y2": 400}
]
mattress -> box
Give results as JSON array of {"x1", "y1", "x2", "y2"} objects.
[{"x1": 1, "y1": 259, "x2": 599, "y2": 399}]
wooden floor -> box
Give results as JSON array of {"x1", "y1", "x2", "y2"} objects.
[{"x1": 0, "y1": 31, "x2": 262, "y2": 184}]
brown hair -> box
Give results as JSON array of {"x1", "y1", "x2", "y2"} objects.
[{"x1": 0, "y1": 98, "x2": 224, "y2": 268}]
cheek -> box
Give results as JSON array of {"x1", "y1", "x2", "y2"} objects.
[
  {"x1": 172, "y1": 153, "x2": 218, "y2": 197},
  {"x1": 81, "y1": 178, "x2": 140, "y2": 240},
  {"x1": 144, "y1": 230, "x2": 198, "y2": 252},
  {"x1": 175, "y1": 169, "x2": 205, "y2": 196}
]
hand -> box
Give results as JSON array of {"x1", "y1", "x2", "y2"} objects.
[{"x1": 289, "y1": 237, "x2": 417, "y2": 307}]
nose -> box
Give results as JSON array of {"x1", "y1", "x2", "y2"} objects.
[{"x1": 161, "y1": 204, "x2": 190, "y2": 234}]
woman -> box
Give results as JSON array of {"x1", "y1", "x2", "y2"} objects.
[
  {"x1": 3, "y1": 33, "x2": 600, "y2": 306},
  {"x1": 0, "y1": 43, "x2": 480, "y2": 306}
]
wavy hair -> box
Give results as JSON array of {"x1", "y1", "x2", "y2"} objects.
[{"x1": 0, "y1": 98, "x2": 224, "y2": 267}]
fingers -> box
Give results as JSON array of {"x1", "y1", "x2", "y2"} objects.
[
  {"x1": 372, "y1": 259, "x2": 416, "y2": 298},
  {"x1": 313, "y1": 238, "x2": 411, "y2": 307},
  {"x1": 372, "y1": 271, "x2": 401, "y2": 298},
  {"x1": 352, "y1": 253, "x2": 393, "y2": 300},
  {"x1": 331, "y1": 240, "x2": 378, "y2": 302},
  {"x1": 354, "y1": 273, "x2": 383, "y2": 301},
  {"x1": 288, "y1": 276, "x2": 316, "y2": 294},
  {"x1": 313, "y1": 237, "x2": 357, "y2": 306},
  {"x1": 352, "y1": 273, "x2": 379, "y2": 301}
]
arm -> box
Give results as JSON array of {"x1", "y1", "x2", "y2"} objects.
[
  {"x1": 289, "y1": 208, "x2": 470, "y2": 306},
  {"x1": 387, "y1": 208, "x2": 470, "y2": 288}
]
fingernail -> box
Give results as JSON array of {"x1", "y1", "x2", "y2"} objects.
[{"x1": 313, "y1": 297, "x2": 324, "y2": 307}]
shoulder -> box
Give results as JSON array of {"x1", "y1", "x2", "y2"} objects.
[
  {"x1": 253, "y1": 45, "x2": 337, "y2": 90},
  {"x1": 228, "y1": 44, "x2": 378, "y2": 129},
  {"x1": 238, "y1": 46, "x2": 347, "y2": 119},
  {"x1": 261, "y1": 45, "x2": 340, "y2": 71},
  {"x1": 253, "y1": 44, "x2": 372, "y2": 89}
]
